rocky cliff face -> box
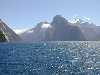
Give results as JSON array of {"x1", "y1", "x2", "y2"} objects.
[{"x1": 0, "y1": 19, "x2": 21, "y2": 42}]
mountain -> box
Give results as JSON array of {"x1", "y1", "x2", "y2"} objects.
[
  {"x1": 48, "y1": 15, "x2": 85, "y2": 41},
  {"x1": 0, "y1": 19, "x2": 21, "y2": 42},
  {"x1": 20, "y1": 15, "x2": 86, "y2": 42},
  {"x1": 20, "y1": 21, "x2": 52, "y2": 42},
  {"x1": 78, "y1": 22, "x2": 100, "y2": 41},
  {"x1": 20, "y1": 15, "x2": 100, "y2": 42},
  {"x1": 68, "y1": 16, "x2": 100, "y2": 41}
]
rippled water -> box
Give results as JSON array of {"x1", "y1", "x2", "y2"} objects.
[{"x1": 0, "y1": 41, "x2": 100, "y2": 75}]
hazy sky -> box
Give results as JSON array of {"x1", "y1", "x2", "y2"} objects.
[{"x1": 0, "y1": 0, "x2": 100, "y2": 31}]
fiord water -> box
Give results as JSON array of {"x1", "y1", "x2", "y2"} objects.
[{"x1": 0, "y1": 41, "x2": 100, "y2": 75}]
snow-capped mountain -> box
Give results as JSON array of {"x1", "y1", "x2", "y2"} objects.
[
  {"x1": 1, "y1": 15, "x2": 100, "y2": 42},
  {"x1": 49, "y1": 15, "x2": 85, "y2": 41},
  {"x1": 68, "y1": 16, "x2": 92, "y2": 24},
  {"x1": 69, "y1": 16, "x2": 100, "y2": 41},
  {"x1": 20, "y1": 21, "x2": 52, "y2": 42},
  {"x1": 68, "y1": 16, "x2": 100, "y2": 40},
  {"x1": 78, "y1": 22, "x2": 100, "y2": 41},
  {"x1": 19, "y1": 15, "x2": 100, "y2": 42},
  {"x1": 20, "y1": 15, "x2": 86, "y2": 42},
  {"x1": 0, "y1": 19, "x2": 21, "y2": 42}
]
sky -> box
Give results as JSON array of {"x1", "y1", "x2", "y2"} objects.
[{"x1": 0, "y1": 0, "x2": 100, "y2": 33}]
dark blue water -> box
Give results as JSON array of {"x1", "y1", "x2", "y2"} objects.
[{"x1": 0, "y1": 41, "x2": 100, "y2": 75}]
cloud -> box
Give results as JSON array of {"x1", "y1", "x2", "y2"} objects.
[
  {"x1": 83, "y1": 17, "x2": 90, "y2": 21},
  {"x1": 13, "y1": 28, "x2": 28, "y2": 34}
]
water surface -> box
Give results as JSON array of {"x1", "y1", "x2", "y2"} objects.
[{"x1": 0, "y1": 41, "x2": 100, "y2": 75}]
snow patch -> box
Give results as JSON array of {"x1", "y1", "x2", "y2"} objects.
[
  {"x1": 68, "y1": 15, "x2": 91, "y2": 24},
  {"x1": 68, "y1": 18, "x2": 80, "y2": 23},
  {"x1": 41, "y1": 24, "x2": 51, "y2": 28}
]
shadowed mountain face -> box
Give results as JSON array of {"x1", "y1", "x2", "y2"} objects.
[
  {"x1": 20, "y1": 15, "x2": 86, "y2": 42},
  {"x1": 48, "y1": 15, "x2": 85, "y2": 41},
  {"x1": 0, "y1": 20, "x2": 21, "y2": 42},
  {"x1": 76, "y1": 22, "x2": 100, "y2": 41}
]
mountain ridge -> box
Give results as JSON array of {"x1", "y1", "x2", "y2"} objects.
[
  {"x1": 0, "y1": 15, "x2": 100, "y2": 42},
  {"x1": 20, "y1": 15, "x2": 86, "y2": 42},
  {"x1": 0, "y1": 19, "x2": 21, "y2": 42}
]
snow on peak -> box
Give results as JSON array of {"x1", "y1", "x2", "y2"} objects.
[
  {"x1": 41, "y1": 23, "x2": 51, "y2": 28},
  {"x1": 68, "y1": 16, "x2": 91, "y2": 24},
  {"x1": 68, "y1": 18, "x2": 80, "y2": 24}
]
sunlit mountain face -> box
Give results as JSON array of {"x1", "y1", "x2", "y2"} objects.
[{"x1": 0, "y1": 19, "x2": 21, "y2": 42}]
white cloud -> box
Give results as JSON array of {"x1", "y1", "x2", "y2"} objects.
[
  {"x1": 83, "y1": 17, "x2": 90, "y2": 21},
  {"x1": 13, "y1": 28, "x2": 28, "y2": 34}
]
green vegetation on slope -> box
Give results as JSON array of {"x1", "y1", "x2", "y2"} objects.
[{"x1": 0, "y1": 31, "x2": 6, "y2": 42}]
